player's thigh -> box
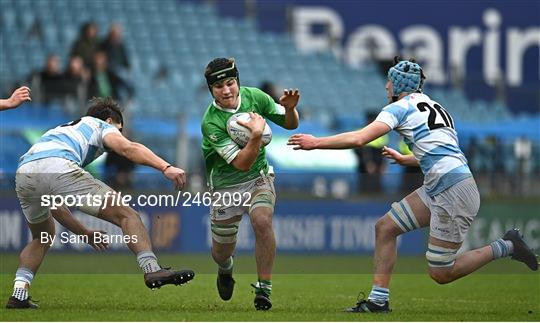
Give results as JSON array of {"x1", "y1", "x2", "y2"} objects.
[
  {"x1": 426, "y1": 178, "x2": 480, "y2": 270},
  {"x1": 247, "y1": 173, "x2": 276, "y2": 225},
  {"x1": 386, "y1": 187, "x2": 431, "y2": 234},
  {"x1": 52, "y1": 164, "x2": 115, "y2": 217},
  {"x1": 248, "y1": 173, "x2": 276, "y2": 211},
  {"x1": 15, "y1": 168, "x2": 53, "y2": 224},
  {"x1": 428, "y1": 178, "x2": 479, "y2": 244},
  {"x1": 27, "y1": 214, "x2": 55, "y2": 241}
]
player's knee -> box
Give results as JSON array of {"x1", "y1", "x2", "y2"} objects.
[
  {"x1": 114, "y1": 206, "x2": 141, "y2": 224},
  {"x1": 375, "y1": 217, "x2": 389, "y2": 235},
  {"x1": 426, "y1": 243, "x2": 458, "y2": 284},
  {"x1": 428, "y1": 268, "x2": 454, "y2": 285},
  {"x1": 251, "y1": 215, "x2": 272, "y2": 236},
  {"x1": 375, "y1": 216, "x2": 400, "y2": 238},
  {"x1": 30, "y1": 217, "x2": 56, "y2": 245},
  {"x1": 212, "y1": 245, "x2": 234, "y2": 263}
]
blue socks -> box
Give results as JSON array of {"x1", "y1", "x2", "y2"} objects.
[
  {"x1": 490, "y1": 239, "x2": 514, "y2": 259},
  {"x1": 368, "y1": 285, "x2": 389, "y2": 305}
]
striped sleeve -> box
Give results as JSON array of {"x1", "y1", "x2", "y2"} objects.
[{"x1": 375, "y1": 103, "x2": 408, "y2": 129}]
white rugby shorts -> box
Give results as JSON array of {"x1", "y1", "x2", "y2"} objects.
[{"x1": 15, "y1": 157, "x2": 114, "y2": 223}]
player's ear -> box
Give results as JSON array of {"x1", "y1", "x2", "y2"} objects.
[{"x1": 105, "y1": 117, "x2": 113, "y2": 124}]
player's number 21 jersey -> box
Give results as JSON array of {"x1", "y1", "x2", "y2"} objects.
[{"x1": 375, "y1": 93, "x2": 472, "y2": 197}]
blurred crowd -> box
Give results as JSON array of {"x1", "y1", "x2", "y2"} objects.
[{"x1": 17, "y1": 21, "x2": 134, "y2": 114}]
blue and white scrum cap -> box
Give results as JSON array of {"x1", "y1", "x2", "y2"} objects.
[{"x1": 388, "y1": 56, "x2": 425, "y2": 99}]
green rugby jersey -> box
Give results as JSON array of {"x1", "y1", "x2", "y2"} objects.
[{"x1": 201, "y1": 87, "x2": 286, "y2": 189}]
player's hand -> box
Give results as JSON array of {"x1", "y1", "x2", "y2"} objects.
[
  {"x1": 163, "y1": 166, "x2": 187, "y2": 190},
  {"x1": 287, "y1": 134, "x2": 319, "y2": 150},
  {"x1": 237, "y1": 112, "x2": 266, "y2": 137},
  {"x1": 279, "y1": 89, "x2": 300, "y2": 110},
  {"x1": 6, "y1": 86, "x2": 31, "y2": 109},
  {"x1": 382, "y1": 146, "x2": 405, "y2": 164},
  {"x1": 84, "y1": 230, "x2": 108, "y2": 252}
]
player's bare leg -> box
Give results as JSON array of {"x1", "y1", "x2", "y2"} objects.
[
  {"x1": 98, "y1": 203, "x2": 152, "y2": 253},
  {"x1": 7, "y1": 215, "x2": 55, "y2": 309},
  {"x1": 428, "y1": 230, "x2": 538, "y2": 284},
  {"x1": 98, "y1": 201, "x2": 194, "y2": 289},
  {"x1": 211, "y1": 215, "x2": 241, "y2": 301},
  {"x1": 249, "y1": 206, "x2": 275, "y2": 280},
  {"x1": 249, "y1": 204, "x2": 275, "y2": 310},
  {"x1": 347, "y1": 190, "x2": 430, "y2": 313},
  {"x1": 373, "y1": 192, "x2": 430, "y2": 288}
]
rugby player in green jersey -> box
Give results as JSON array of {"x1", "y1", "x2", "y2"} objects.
[{"x1": 201, "y1": 58, "x2": 299, "y2": 310}]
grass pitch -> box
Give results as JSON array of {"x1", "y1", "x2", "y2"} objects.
[{"x1": 0, "y1": 253, "x2": 538, "y2": 321}]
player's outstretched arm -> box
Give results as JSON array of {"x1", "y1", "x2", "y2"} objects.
[
  {"x1": 0, "y1": 86, "x2": 31, "y2": 111},
  {"x1": 103, "y1": 133, "x2": 186, "y2": 190},
  {"x1": 288, "y1": 121, "x2": 390, "y2": 150},
  {"x1": 51, "y1": 206, "x2": 108, "y2": 251},
  {"x1": 231, "y1": 112, "x2": 266, "y2": 172},
  {"x1": 382, "y1": 146, "x2": 419, "y2": 166},
  {"x1": 279, "y1": 89, "x2": 300, "y2": 130}
]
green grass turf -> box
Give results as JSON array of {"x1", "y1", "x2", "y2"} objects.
[{"x1": 0, "y1": 253, "x2": 538, "y2": 321}]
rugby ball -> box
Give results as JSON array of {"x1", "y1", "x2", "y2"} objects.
[{"x1": 227, "y1": 112, "x2": 272, "y2": 147}]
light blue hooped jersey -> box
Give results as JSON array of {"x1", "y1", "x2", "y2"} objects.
[
  {"x1": 18, "y1": 116, "x2": 120, "y2": 168},
  {"x1": 375, "y1": 93, "x2": 472, "y2": 197}
]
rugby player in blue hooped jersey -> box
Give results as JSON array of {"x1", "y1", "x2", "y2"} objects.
[
  {"x1": 6, "y1": 97, "x2": 194, "y2": 309},
  {"x1": 288, "y1": 56, "x2": 538, "y2": 313}
]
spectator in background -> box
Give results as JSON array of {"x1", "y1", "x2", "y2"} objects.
[
  {"x1": 0, "y1": 86, "x2": 31, "y2": 111},
  {"x1": 70, "y1": 22, "x2": 99, "y2": 69},
  {"x1": 353, "y1": 112, "x2": 388, "y2": 194},
  {"x1": 62, "y1": 55, "x2": 90, "y2": 103},
  {"x1": 87, "y1": 51, "x2": 134, "y2": 102},
  {"x1": 29, "y1": 54, "x2": 64, "y2": 104},
  {"x1": 260, "y1": 81, "x2": 280, "y2": 103},
  {"x1": 100, "y1": 23, "x2": 130, "y2": 73},
  {"x1": 64, "y1": 56, "x2": 90, "y2": 84}
]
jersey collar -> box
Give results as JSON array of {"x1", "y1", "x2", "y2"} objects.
[{"x1": 212, "y1": 93, "x2": 242, "y2": 113}]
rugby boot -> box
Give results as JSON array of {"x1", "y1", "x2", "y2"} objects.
[
  {"x1": 217, "y1": 273, "x2": 235, "y2": 301},
  {"x1": 144, "y1": 267, "x2": 195, "y2": 289},
  {"x1": 6, "y1": 296, "x2": 39, "y2": 309},
  {"x1": 503, "y1": 228, "x2": 538, "y2": 271},
  {"x1": 345, "y1": 292, "x2": 391, "y2": 313},
  {"x1": 252, "y1": 282, "x2": 272, "y2": 310}
]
